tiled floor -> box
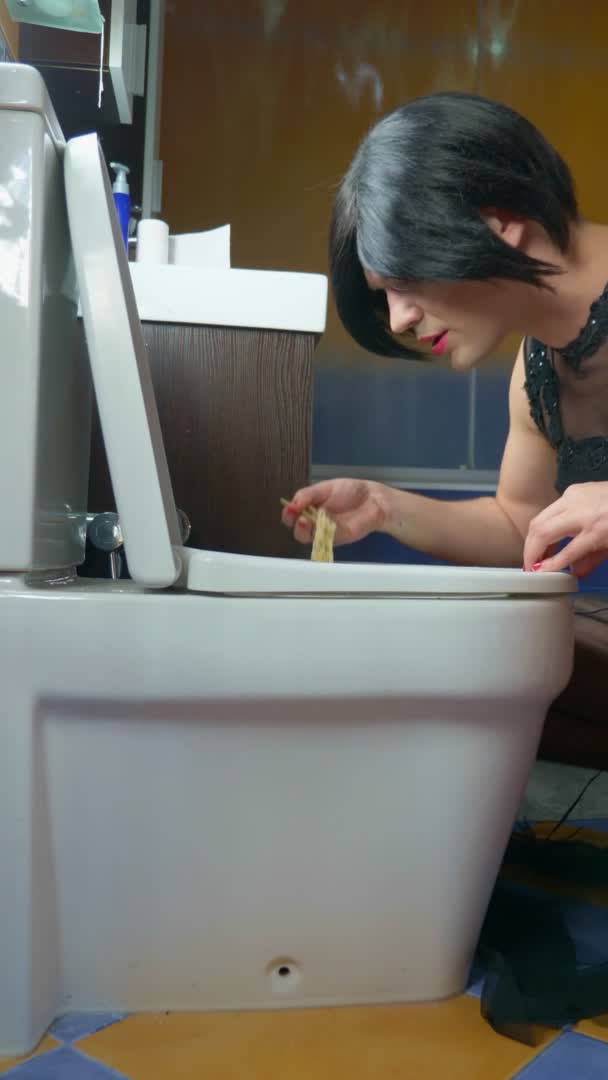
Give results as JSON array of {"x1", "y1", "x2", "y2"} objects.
[
  {"x1": 1, "y1": 998, "x2": 608, "y2": 1079},
  {"x1": 2, "y1": 764, "x2": 607, "y2": 1079}
]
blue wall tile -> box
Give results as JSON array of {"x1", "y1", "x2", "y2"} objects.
[
  {"x1": 312, "y1": 366, "x2": 512, "y2": 470},
  {"x1": 474, "y1": 369, "x2": 510, "y2": 470},
  {"x1": 312, "y1": 367, "x2": 471, "y2": 468}
]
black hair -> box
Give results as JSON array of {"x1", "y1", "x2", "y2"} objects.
[{"x1": 329, "y1": 92, "x2": 579, "y2": 359}]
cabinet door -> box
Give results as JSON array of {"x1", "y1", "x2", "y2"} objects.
[{"x1": 86, "y1": 322, "x2": 315, "y2": 561}]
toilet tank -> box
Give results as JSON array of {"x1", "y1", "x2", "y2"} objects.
[{"x1": 0, "y1": 64, "x2": 91, "y2": 572}]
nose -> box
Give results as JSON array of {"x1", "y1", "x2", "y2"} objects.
[{"x1": 385, "y1": 291, "x2": 423, "y2": 335}]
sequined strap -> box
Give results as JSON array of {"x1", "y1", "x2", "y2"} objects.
[
  {"x1": 523, "y1": 336, "x2": 564, "y2": 448},
  {"x1": 560, "y1": 279, "x2": 608, "y2": 369}
]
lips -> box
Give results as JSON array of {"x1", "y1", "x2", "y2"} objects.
[
  {"x1": 430, "y1": 330, "x2": 449, "y2": 355},
  {"x1": 419, "y1": 330, "x2": 449, "y2": 356}
]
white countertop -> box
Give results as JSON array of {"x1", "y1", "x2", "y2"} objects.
[{"x1": 129, "y1": 264, "x2": 328, "y2": 333}]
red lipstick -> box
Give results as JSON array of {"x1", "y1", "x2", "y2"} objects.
[
  {"x1": 431, "y1": 331, "x2": 449, "y2": 355},
  {"x1": 419, "y1": 330, "x2": 450, "y2": 355}
]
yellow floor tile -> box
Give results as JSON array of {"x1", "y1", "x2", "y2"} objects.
[
  {"x1": 576, "y1": 1014, "x2": 608, "y2": 1044},
  {"x1": 78, "y1": 999, "x2": 558, "y2": 1080},
  {"x1": 500, "y1": 863, "x2": 608, "y2": 910},
  {"x1": 0, "y1": 1035, "x2": 59, "y2": 1075}
]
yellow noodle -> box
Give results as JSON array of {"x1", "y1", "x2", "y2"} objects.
[
  {"x1": 311, "y1": 508, "x2": 336, "y2": 562},
  {"x1": 280, "y1": 497, "x2": 334, "y2": 559}
]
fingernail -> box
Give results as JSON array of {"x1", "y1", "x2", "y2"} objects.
[{"x1": 532, "y1": 561, "x2": 543, "y2": 571}]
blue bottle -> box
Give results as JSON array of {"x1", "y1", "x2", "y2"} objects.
[{"x1": 110, "y1": 162, "x2": 131, "y2": 250}]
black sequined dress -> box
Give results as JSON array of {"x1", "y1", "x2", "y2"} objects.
[{"x1": 524, "y1": 292, "x2": 608, "y2": 491}]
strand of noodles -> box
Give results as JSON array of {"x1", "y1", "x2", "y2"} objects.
[
  {"x1": 280, "y1": 498, "x2": 335, "y2": 561},
  {"x1": 311, "y1": 508, "x2": 336, "y2": 562}
]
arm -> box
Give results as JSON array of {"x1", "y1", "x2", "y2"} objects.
[
  {"x1": 380, "y1": 343, "x2": 559, "y2": 565},
  {"x1": 380, "y1": 345, "x2": 561, "y2": 565},
  {"x1": 285, "y1": 343, "x2": 559, "y2": 567}
]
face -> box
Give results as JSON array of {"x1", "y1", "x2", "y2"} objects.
[{"x1": 365, "y1": 271, "x2": 518, "y2": 371}]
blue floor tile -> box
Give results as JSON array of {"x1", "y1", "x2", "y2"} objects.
[
  {"x1": 561, "y1": 900, "x2": 608, "y2": 968},
  {"x1": 497, "y1": 880, "x2": 608, "y2": 969},
  {"x1": 513, "y1": 1031, "x2": 608, "y2": 1078},
  {"x1": 49, "y1": 1013, "x2": 127, "y2": 1044},
  {"x1": 571, "y1": 818, "x2": 608, "y2": 834},
  {"x1": 3, "y1": 1046, "x2": 128, "y2": 1078},
  {"x1": 465, "y1": 958, "x2": 485, "y2": 998}
]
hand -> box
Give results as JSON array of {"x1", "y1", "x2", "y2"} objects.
[
  {"x1": 281, "y1": 479, "x2": 389, "y2": 547},
  {"x1": 523, "y1": 481, "x2": 608, "y2": 577}
]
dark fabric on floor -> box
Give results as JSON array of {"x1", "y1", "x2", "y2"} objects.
[{"x1": 477, "y1": 826, "x2": 608, "y2": 1044}]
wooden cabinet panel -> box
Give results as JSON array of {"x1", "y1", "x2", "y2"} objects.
[{"x1": 87, "y1": 322, "x2": 315, "y2": 560}]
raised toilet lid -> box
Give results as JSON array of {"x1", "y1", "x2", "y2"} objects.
[{"x1": 64, "y1": 133, "x2": 576, "y2": 598}]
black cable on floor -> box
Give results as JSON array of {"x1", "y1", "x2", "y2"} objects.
[{"x1": 544, "y1": 769, "x2": 604, "y2": 841}]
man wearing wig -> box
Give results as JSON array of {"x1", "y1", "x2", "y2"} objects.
[{"x1": 283, "y1": 93, "x2": 608, "y2": 580}]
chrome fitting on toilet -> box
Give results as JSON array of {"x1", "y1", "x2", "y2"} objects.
[{"x1": 86, "y1": 509, "x2": 191, "y2": 579}]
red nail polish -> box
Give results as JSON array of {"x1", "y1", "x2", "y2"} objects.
[{"x1": 532, "y1": 562, "x2": 543, "y2": 571}]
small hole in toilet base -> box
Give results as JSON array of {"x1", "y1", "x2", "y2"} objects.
[{"x1": 268, "y1": 959, "x2": 301, "y2": 993}]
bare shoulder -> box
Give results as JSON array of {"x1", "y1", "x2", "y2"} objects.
[
  {"x1": 495, "y1": 340, "x2": 558, "y2": 536},
  {"x1": 507, "y1": 340, "x2": 536, "y2": 429}
]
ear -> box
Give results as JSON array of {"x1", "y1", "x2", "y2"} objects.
[{"x1": 481, "y1": 208, "x2": 526, "y2": 249}]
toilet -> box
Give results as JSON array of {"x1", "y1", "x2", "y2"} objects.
[{"x1": 0, "y1": 65, "x2": 576, "y2": 1057}]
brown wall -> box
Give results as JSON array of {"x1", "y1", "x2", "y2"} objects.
[
  {"x1": 160, "y1": 1, "x2": 608, "y2": 367},
  {"x1": 0, "y1": 0, "x2": 19, "y2": 58}
]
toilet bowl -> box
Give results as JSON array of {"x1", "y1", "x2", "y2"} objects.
[{"x1": 0, "y1": 66, "x2": 576, "y2": 1057}]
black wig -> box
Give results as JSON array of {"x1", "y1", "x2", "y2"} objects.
[{"x1": 330, "y1": 92, "x2": 579, "y2": 359}]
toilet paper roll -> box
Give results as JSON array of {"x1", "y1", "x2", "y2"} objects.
[{"x1": 135, "y1": 218, "x2": 170, "y2": 264}]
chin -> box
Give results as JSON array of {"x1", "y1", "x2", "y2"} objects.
[
  {"x1": 449, "y1": 341, "x2": 495, "y2": 372},
  {"x1": 448, "y1": 349, "x2": 477, "y2": 372}
]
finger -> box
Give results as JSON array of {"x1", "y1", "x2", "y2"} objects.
[
  {"x1": 281, "y1": 502, "x2": 316, "y2": 528},
  {"x1": 570, "y1": 550, "x2": 608, "y2": 578},
  {"x1": 535, "y1": 532, "x2": 600, "y2": 573},
  {"x1": 523, "y1": 511, "x2": 577, "y2": 569},
  {"x1": 521, "y1": 543, "x2": 558, "y2": 571},
  {"x1": 282, "y1": 482, "x2": 333, "y2": 524},
  {"x1": 281, "y1": 497, "x2": 310, "y2": 526},
  {"x1": 292, "y1": 515, "x2": 314, "y2": 544}
]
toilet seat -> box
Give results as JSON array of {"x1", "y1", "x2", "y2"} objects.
[
  {"x1": 179, "y1": 547, "x2": 575, "y2": 596},
  {"x1": 64, "y1": 134, "x2": 575, "y2": 601}
]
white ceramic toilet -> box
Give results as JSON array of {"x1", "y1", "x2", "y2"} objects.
[{"x1": 0, "y1": 65, "x2": 576, "y2": 1057}]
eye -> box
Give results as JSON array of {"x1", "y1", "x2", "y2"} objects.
[{"x1": 386, "y1": 281, "x2": 418, "y2": 298}]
